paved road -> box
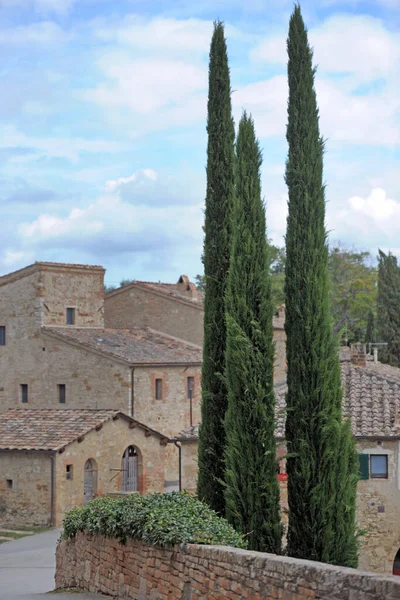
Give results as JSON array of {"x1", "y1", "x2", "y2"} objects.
[{"x1": 0, "y1": 529, "x2": 107, "y2": 600}]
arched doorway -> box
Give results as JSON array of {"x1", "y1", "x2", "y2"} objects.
[
  {"x1": 121, "y1": 446, "x2": 141, "y2": 492},
  {"x1": 84, "y1": 459, "x2": 98, "y2": 504},
  {"x1": 393, "y1": 548, "x2": 400, "y2": 576}
]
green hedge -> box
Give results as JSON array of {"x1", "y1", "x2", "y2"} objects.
[{"x1": 62, "y1": 492, "x2": 247, "y2": 549}]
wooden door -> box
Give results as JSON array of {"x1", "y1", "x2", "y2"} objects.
[{"x1": 84, "y1": 459, "x2": 97, "y2": 504}]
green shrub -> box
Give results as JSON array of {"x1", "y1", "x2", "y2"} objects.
[{"x1": 61, "y1": 492, "x2": 247, "y2": 549}]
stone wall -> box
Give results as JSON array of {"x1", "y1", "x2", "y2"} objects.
[
  {"x1": 0, "y1": 451, "x2": 52, "y2": 526},
  {"x1": 105, "y1": 284, "x2": 204, "y2": 346},
  {"x1": 56, "y1": 533, "x2": 400, "y2": 600}
]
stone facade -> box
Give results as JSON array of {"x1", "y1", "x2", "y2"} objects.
[
  {"x1": 179, "y1": 437, "x2": 400, "y2": 575},
  {"x1": 356, "y1": 439, "x2": 400, "y2": 574},
  {"x1": 54, "y1": 415, "x2": 167, "y2": 525},
  {"x1": 105, "y1": 280, "x2": 204, "y2": 346},
  {"x1": 0, "y1": 411, "x2": 168, "y2": 526},
  {"x1": 56, "y1": 533, "x2": 400, "y2": 599},
  {"x1": 0, "y1": 451, "x2": 52, "y2": 526}
]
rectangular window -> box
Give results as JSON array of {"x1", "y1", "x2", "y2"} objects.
[
  {"x1": 0, "y1": 326, "x2": 5, "y2": 346},
  {"x1": 370, "y1": 455, "x2": 388, "y2": 479},
  {"x1": 66, "y1": 465, "x2": 73, "y2": 481},
  {"x1": 358, "y1": 453, "x2": 369, "y2": 479},
  {"x1": 155, "y1": 378, "x2": 163, "y2": 400},
  {"x1": 6, "y1": 479, "x2": 13, "y2": 490},
  {"x1": 66, "y1": 307, "x2": 75, "y2": 325},
  {"x1": 58, "y1": 384, "x2": 66, "y2": 404},
  {"x1": 187, "y1": 376, "x2": 194, "y2": 399},
  {"x1": 20, "y1": 384, "x2": 28, "y2": 404}
]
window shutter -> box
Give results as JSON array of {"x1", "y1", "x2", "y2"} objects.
[{"x1": 358, "y1": 453, "x2": 369, "y2": 479}]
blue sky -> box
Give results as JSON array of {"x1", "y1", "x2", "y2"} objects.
[{"x1": 0, "y1": 0, "x2": 399, "y2": 286}]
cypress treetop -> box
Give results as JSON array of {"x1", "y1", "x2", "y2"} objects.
[
  {"x1": 197, "y1": 21, "x2": 235, "y2": 515},
  {"x1": 377, "y1": 249, "x2": 400, "y2": 367},
  {"x1": 284, "y1": 4, "x2": 358, "y2": 567},
  {"x1": 224, "y1": 112, "x2": 282, "y2": 553}
]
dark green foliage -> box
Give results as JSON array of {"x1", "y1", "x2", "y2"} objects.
[
  {"x1": 62, "y1": 492, "x2": 246, "y2": 549},
  {"x1": 377, "y1": 250, "x2": 400, "y2": 367},
  {"x1": 224, "y1": 112, "x2": 282, "y2": 553},
  {"x1": 197, "y1": 21, "x2": 235, "y2": 515},
  {"x1": 365, "y1": 310, "x2": 375, "y2": 348},
  {"x1": 284, "y1": 5, "x2": 358, "y2": 567}
]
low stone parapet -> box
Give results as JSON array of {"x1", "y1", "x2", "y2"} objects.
[{"x1": 56, "y1": 532, "x2": 400, "y2": 599}]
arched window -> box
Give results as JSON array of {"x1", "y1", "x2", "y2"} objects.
[
  {"x1": 121, "y1": 446, "x2": 141, "y2": 492},
  {"x1": 393, "y1": 548, "x2": 400, "y2": 576},
  {"x1": 84, "y1": 458, "x2": 98, "y2": 505}
]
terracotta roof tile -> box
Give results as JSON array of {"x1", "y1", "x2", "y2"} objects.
[
  {"x1": 43, "y1": 327, "x2": 202, "y2": 365},
  {"x1": 0, "y1": 409, "x2": 119, "y2": 451},
  {"x1": 274, "y1": 362, "x2": 400, "y2": 439},
  {"x1": 0, "y1": 409, "x2": 168, "y2": 451}
]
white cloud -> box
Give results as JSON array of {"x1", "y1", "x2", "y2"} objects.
[
  {"x1": 331, "y1": 188, "x2": 400, "y2": 245},
  {"x1": 0, "y1": 21, "x2": 70, "y2": 45},
  {"x1": 16, "y1": 168, "x2": 205, "y2": 265},
  {"x1": 94, "y1": 16, "x2": 213, "y2": 55},
  {"x1": 105, "y1": 169, "x2": 157, "y2": 193},
  {"x1": 348, "y1": 188, "x2": 399, "y2": 222},
  {"x1": 251, "y1": 14, "x2": 400, "y2": 82},
  {"x1": 0, "y1": 126, "x2": 128, "y2": 162},
  {"x1": 1, "y1": 0, "x2": 75, "y2": 15},
  {"x1": 84, "y1": 54, "x2": 206, "y2": 115},
  {"x1": 2, "y1": 250, "x2": 31, "y2": 267}
]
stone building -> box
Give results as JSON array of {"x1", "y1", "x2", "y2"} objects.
[
  {"x1": 179, "y1": 346, "x2": 400, "y2": 576},
  {"x1": 0, "y1": 408, "x2": 168, "y2": 526},
  {"x1": 0, "y1": 262, "x2": 202, "y2": 431},
  {"x1": 105, "y1": 276, "x2": 204, "y2": 346}
]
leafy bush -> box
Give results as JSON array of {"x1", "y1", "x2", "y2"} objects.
[{"x1": 62, "y1": 492, "x2": 247, "y2": 549}]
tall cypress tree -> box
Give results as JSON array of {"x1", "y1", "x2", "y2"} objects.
[
  {"x1": 197, "y1": 21, "x2": 235, "y2": 514},
  {"x1": 284, "y1": 5, "x2": 358, "y2": 567},
  {"x1": 224, "y1": 112, "x2": 282, "y2": 553},
  {"x1": 377, "y1": 250, "x2": 400, "y2": 367},
  {"x1": 365, "y1": 309, "x2": 375, "y2": 350}
]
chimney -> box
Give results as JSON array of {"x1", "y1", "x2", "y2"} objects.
[{"x1": 350, "y1": 343, "x2": 367, "y2": 367}]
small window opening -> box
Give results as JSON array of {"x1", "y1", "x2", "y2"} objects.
[
  {"x1": 6, "y1": 479, "x2": 13, "y2": 490},
  {"x1": 66, "y1": 307, "x2": 76, "y2": 325},
  {"x1": 66, "y1": 465, "x2": 73, "y2": 481},
  {"x1": 58, "y1": 384, "x2": 66, "y2": 404},
  {"x1": 0, "y1": 326, "x2": 5, "y2": 346},
  {"x1": 155, "y1": 378, "x2": 163, "y2": 400},
  {"x1": 187, "y1": 376, "x2": 194, "y2": 399},
  {"x1": 370, "y1": 454, "x2": 388, "y2": 479},
  {"x1": 20, "y1": 384, "x2": 28, "y2": 404}
]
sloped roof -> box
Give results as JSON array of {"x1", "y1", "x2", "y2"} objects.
[
  {"x1": 0, "y1": 409, "x2": 168, "y2": 451},
  {"x1": 43, "y1": 326, "x2": 202, "y2": 366},
  {"x1": 275, "y1": 362, "x2": 400, "y2": 439},
  {"x1": 181, "y1": 361, "x2": 400, "y2": 441}
]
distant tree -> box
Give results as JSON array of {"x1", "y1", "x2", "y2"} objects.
[
  {"x1": 269, "y1": 243, "x2": 285, "y2": 308},
  {"x1": 284, "y1": 5, "x2": 358, "y2": 567},
  {"x1": 329, "y1": 245, "x2": 377, "y2": 343},
  {"x1": 224, "y1": 112, "x2": 282, "y2": 553},
  {"x1": 197, "y1": 21, "x2": 236, "y2": 515},
  {"x1": 104, "y1": 284, "x2": 117, "y2": 293},
  {"x1": 377, "y1": 250, "x2": 400, "y2": 367},
  {"x1": 365, "y1": 310, "x2": 375, "y2": 349},
  {"x1": 119, "y1": 278, "x2": 134, "y2": 287},
  {"x1": 194, "y1": 274, "x2": 205, "y2": 291}
]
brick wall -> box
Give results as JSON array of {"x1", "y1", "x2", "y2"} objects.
[
  {"x1": 56, "y1": 533, "x2": 400, "y2": 599},
  {"x1": 105, "y1": 284, "x2": 204, "y2": 346},
  {"x1": 0, "y1": 451, "x2": 52, "y2": 526}
]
